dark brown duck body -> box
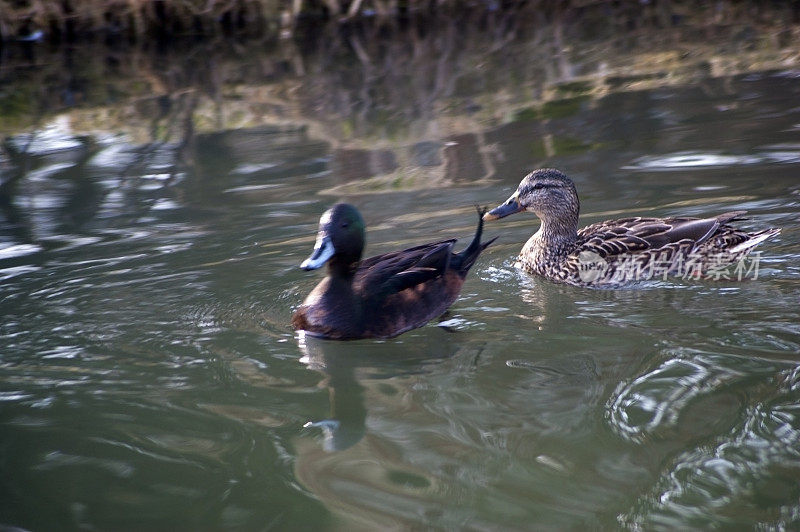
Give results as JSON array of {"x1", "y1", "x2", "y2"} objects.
[
  {"x1": 292, "y1": 204, "x2": 495, "y2": 339},
  {"x1": 484, "y1": 168, "x2": 780, "y2": 286}
]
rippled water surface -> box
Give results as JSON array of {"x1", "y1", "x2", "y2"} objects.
[{"x1": 2, "y1": 23, "x2": 800, "y2": 530}]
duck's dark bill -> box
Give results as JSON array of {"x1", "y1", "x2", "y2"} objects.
[
  {"x1": 300, "y1": 236, "x2": 335, "y2": 270},
  {"x1": 483, "y1": 197, "x2": 523, "y2": 220}
]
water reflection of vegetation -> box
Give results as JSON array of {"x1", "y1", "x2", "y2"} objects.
[
  {"x1": 2, "y1": 6, "x2": 799, "y2": 138},
  {"x1": 1, "y1": 5, "x2": 799, "y2": 201}
]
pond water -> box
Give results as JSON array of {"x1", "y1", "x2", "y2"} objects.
[{"x1": 2, "y1": 16, "x2": 800, "y2": 530}]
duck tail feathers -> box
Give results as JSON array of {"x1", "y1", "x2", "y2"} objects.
[
  {"x1": 454, "y1": 206, "x2": 497, "y2": 275},
  {"x1": 729, "y1": 227, "x2": 780, "y2": 255}
]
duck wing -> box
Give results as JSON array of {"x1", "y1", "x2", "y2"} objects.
[
  {"x1": 354, "y1": 239, "x2": 457, "y2": 296},
  {"x1": 577, "y1": 211, "x2": 748, "y2": 255}
]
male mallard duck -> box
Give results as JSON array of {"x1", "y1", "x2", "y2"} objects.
[
  {"x1": 293, "y1": 204, "x2": 496, "y2": 339},
  {"x1": 483, "y1": 168, "x2": 780, "y2": 286}
]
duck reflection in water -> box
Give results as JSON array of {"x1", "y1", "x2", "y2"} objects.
[
  {"x1": 293, "y1": 203, "x2": 495, "y2": 339},
  {"x1": 297, "y1": 330, "x2": 463, "y2": 451},
  {"x1": 298, "y1": 332, "x2": 366, "y2": 451}
]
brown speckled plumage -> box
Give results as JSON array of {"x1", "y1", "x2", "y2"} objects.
[{"x1": 484, "y1": 168, "x2": 780, "y2": 286}]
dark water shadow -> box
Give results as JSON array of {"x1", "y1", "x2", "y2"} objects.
[{"x1": 296, "y1": 328, "x2": 467, "y2": 451}]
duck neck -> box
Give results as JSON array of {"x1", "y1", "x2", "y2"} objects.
[
  {"x1": 537, "y1": 210, "x2": 579, "y2": 245},
  {"x1": 326, "y1": 257, "x2": 357, "y2": 282}
]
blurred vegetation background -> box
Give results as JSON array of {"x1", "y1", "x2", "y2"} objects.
[{"x1": 1, "y1": 0, "x2": 798, "y2": 43}]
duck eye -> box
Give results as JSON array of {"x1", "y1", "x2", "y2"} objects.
[{"x1": 341, "y1": 222, "x2": 349, "y2": 228}]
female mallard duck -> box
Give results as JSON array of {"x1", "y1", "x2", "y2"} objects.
[
  {"x1": 483, "y1": 168, "x2": 779, "y2": 286},
  {"x1": 292, "y1": 203, "x2": 496, "y2": 339}
]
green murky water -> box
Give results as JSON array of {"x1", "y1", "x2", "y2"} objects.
[{"x1": 2, "y1": 18, "x2": 800, "y2": 530}]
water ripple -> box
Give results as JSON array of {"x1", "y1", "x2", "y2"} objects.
[
  {"x1": 624, "y1": 149, "x2": 800, "y2": 171},
  {"x1": 606, "y1": 350, "x2": 784, "y2": 442},
  {"x1": 0, "y1": 243, "x2": 43, "y2": 259},
  {"x1": 620, "y1": 363, "x2": 800, "y2": 529}
]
